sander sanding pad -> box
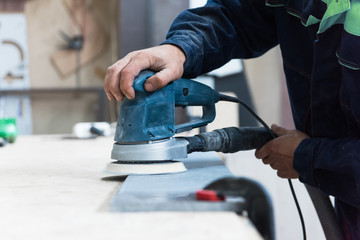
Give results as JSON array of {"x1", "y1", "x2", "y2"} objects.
[{"x1": 105, "y1": 161, "x2": 187, "y2": 175}]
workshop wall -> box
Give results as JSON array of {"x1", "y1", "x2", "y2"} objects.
[
  {"x1": 15, "y1": 0, "x2": 288, "y2": 135},
  {"x1": 243, "y1": 46, "x2": 293, "y2": 128},
  {"x1": 24, "y1": 0, "x2": 118, "y2": 134}
]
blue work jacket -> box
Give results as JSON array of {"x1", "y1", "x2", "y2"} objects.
[{"x1": 162, "y1": 0, "x2": 360, "y2": 238}]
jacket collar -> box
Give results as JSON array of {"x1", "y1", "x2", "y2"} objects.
[
  {"x1": 265, "y1": 0, "x2": 359, "y2": 36},
  {"x1": 265, "y1": 0, "x2": 327, "y2": 26},
  {"x1": 318, "y1": 0, "x2": 351, "y2": 34}
]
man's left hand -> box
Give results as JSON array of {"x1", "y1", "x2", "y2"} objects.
[{"x1": 255, "y1": 124, "x2": 309, "y2": 179}]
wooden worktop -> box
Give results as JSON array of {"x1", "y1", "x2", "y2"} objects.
[{"x1": 0, "y1": 135, "x2": 261, "y2": 240}]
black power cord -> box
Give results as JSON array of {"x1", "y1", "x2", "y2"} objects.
[{"x1": 219, "y1": 93, "x2": 307, "y2": 240}]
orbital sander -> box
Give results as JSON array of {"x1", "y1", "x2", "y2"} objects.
[{"x1": 106, "y1": 70, "x2": 273, "y2": 175}]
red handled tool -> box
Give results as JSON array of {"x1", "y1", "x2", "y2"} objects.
[{"x1": 196, "y1": 189, "x2": 225, "y2": 202}]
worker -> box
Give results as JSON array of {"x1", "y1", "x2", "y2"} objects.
[{"x1": 104, "y1": 0, "x2": 360, "y2": 238}]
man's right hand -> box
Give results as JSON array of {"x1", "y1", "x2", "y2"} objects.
[{"x1": 104, "y1": 44, "x2": 186, "y2": 102}]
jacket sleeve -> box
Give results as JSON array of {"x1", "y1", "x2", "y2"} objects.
[
  {"x1": 161, "y1": 0, "x2": 278, "y2": 78},
  {"x1": 294, "y1": 138, "x2": 360, "y2": 208}
]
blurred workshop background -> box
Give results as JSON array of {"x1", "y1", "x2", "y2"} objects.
[{"x1": 0, "y1": 0, "x2": 325, "y2": 239}]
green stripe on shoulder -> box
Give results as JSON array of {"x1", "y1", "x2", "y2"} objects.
[
  {"x1": 344, "y1": 0, "x2": 360, "y2": 36},
  {"x1": 265, "y1": 2, "x2": 284, "y2": 7},
  {"x1": 265, "y1": 0, "x2": 360, "y2": 37},
  {"x1": 318, "y1": 0, "x2": 350, "y2": 34}
]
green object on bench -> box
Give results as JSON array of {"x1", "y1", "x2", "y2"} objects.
[{"x1": 0, "y1": 118, "x2": 18, "y2": 143}]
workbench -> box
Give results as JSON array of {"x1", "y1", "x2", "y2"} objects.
[{"x1": 0, "y1": 135, "x2": 262, "y2": 240}]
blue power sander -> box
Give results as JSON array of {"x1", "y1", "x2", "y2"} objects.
[{"x1": 106, "y1": 70, "x2": 273, "y2": 175}]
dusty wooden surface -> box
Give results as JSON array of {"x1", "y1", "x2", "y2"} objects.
[{"x1": 0, "y1": 135, "x2": 262, "y2": 240}]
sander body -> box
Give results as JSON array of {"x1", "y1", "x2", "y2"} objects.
[{"x1": 107, "y1": 70, "x2": 273, "y2": 174}]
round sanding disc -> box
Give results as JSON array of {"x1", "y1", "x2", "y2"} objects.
[{"x1": 105, "y1": 161, "x2": 187, "y2": 175}]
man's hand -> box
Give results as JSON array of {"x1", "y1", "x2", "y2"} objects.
[
  {"x1": 104, "y1": 44, "x2": 186, "y2": 102},
  {"x1": 255, "y1": 124, "x2": 309, "y2": 179}
]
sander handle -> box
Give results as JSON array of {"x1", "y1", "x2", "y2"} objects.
[
  {"x1": 184, "y1": 126, "x2": 274, "y2": 153},
  {"x1": 173, "y1": 78, "x2": 221, "y2": 133}
]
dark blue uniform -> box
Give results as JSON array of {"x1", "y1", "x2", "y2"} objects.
[{"x1": 162, "y1": 0, "x2": 360, "y2": 238}]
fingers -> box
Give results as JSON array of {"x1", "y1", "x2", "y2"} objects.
[
  {"x1": 144, "y1": 75, "x2": 167, "y2": 92},
  {"x1": 255, "y1": 140, "x2": 276, "y2": 160},
  {"x1": 104, "y1": 51, "x2": 153, "y2": 101},
  {"x1": 104, "y1": 45, "x2": 186, "y2": 101},
  {"x1": 255, "y1": 124, "x2": 300, "y2": 179},
  {"x1": 119, "y1": 53, "x2": 151, "y2": 100},
  {"x1": 104, "y1": 66, "x2": 119, "y2": 101},
  {"x1": 260, "y1": 155, "x2": 299, "y2": 179},
  {"x1": 104, "y1": 54, "x2": 133, "y2": 101},
  {"x1": 144, "y1": 68, "x2": 183, "y2": 92},
  {"x1": 271, "y1": 124, "x2": 290, "y2": 136}
]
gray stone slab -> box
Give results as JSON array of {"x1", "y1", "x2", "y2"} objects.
[{"x1": 110, "y1": 152, "x2": 244, "y2": 212}]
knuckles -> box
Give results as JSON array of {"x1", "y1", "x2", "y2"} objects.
[
  {"x1": 106, "y1": 65, "x2": 117, "y2": 75},
  {"x1": 119, "y1": 68, "x2": 134, "y2": 80}
]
